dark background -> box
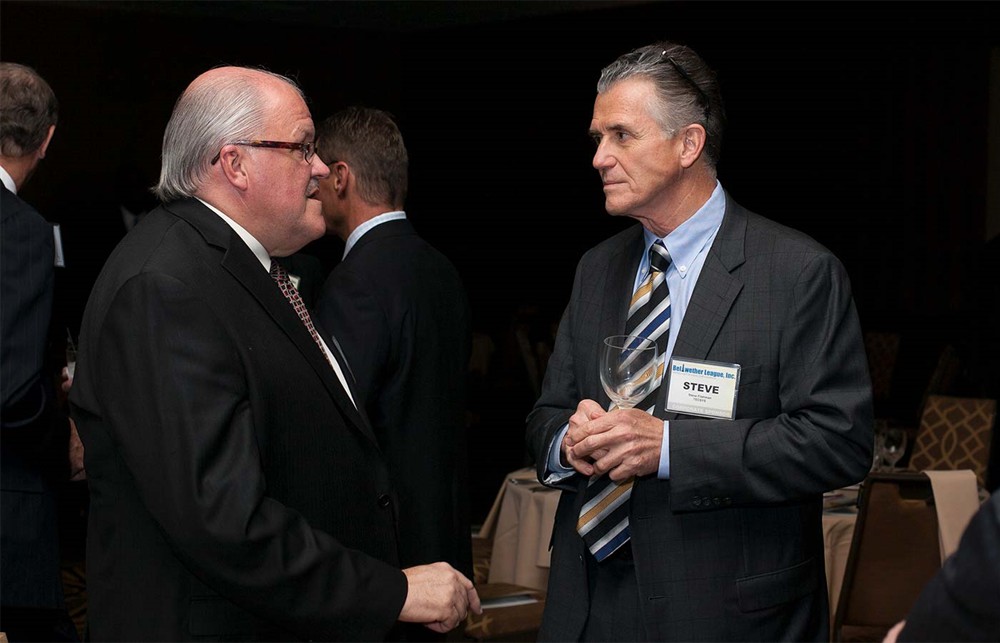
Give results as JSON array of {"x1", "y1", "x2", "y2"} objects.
[{"x1": 3, "y1": 0, "x2": 998, "y2": 520}]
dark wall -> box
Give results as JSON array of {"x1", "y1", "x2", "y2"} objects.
[{"x1": 4, "y1": 0, "x2": 998, "y2": 517}]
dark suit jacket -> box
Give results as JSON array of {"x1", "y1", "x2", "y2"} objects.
[
  {"x1": 315, "y1": 218, "x2": 473, "y2": 579},
  {"x1": 69, "y1": 198, "x2": 407, "y2": 641},
  {"x1": 898, "y1": 491, "x2": 1000, "y2": 641},
  {"x1": 526, "y1": 195, "x2": 873, "y2": 642},
  {"x1": 1, "y1": 183, "x2": 64, "y2": 610}
]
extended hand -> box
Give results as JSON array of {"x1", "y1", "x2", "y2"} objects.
[
  {"x1": 568, "y1": 408, "x2": 663, "y2": 480},
  {"x1": 400, "y1": 563, "x2": 482, "y2": 633}
]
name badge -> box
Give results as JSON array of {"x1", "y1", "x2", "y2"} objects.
[{"x1": 665, "y1": 357, "x2": 741, "y2": 419}]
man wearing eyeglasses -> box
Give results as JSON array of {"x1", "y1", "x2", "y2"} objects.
[
  {"x1": 69, "y1": 66, "x2": 479, "y2": 641},
  {"x1": 526, "y1": 41, "x2": 873, "y2": 641}
]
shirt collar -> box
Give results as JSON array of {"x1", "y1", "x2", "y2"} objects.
[
  {"x1": 196, "y1": 198, "x2": 271, "y2": 271},
  {"x1": 0, "y1": 165, "x2": 17, "y2": 194},
  {"x1": 641, "y1": 181, "x2": 725, "y2": 279},
  {"x1": 343, "y1": 210, "x2": 406, "y2": 259}
]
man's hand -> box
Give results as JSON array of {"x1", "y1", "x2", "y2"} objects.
[
  {"x1": 561, "y1": 399, "x2": 607, "y2": 476},
  {"x1": 68, "y1": 418, "x2": 86, "y2": 481},
  {"x1": 400, "y1": 563, "x2": 482, "y2": 633},
  {"x1": 882, "y1": 620, "x2": 905, "y2": 643},
  {"x1": 568, "y1": 408, "x2": 663, "y2": 480}
]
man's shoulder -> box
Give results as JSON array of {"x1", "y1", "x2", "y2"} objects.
[
  {"x1": 1, "y1": 187, "x2": 47, "y2": 231},
  {"x1": 738, "y1": 205, "x2": 838, "y2": 260}
]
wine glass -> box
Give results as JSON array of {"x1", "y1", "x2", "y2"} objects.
[
  {"x1": 879, "y1": 426, "x2": 908, "y2": 472},
  {"x1": 600, "y1": 335, "x2": 658, "y2": 410}
]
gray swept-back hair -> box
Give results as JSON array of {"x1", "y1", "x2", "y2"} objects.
[
  {"x1": 0, "y1": 62, "x2": 58, "y2": 157},
  {"x1": 598, "y1": 41, "x2": 726, "y2": 167},
  {"x1": 316, "y1": 106, "x2": 408, "y2": 208},
  {"x1": 154, "y1": 67, "x2": 304, "y2": 202}
]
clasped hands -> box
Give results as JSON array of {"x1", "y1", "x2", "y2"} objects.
[{"x1": 561, "y1": 399, "x2": 664, "y2": 480}]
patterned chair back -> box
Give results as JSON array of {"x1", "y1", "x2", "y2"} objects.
[{"x1": 909, "y1": 395, "x2": 997, "y2": 487}]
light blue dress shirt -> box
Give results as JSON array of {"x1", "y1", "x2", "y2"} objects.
[{"x1": 545, "y1": 181, "x2": 726, "y2": 482}]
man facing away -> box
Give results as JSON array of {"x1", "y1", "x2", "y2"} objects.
[
  {"x1": 0, "y1": 61, "x2": 78, "y2": 642},
  {"x1": 526, "y1": 41, "x2": 873, "y2": 641},
  {"x1": 312, "y1": 107, "x2": 474, "y2": 595},
  {"x1": 68, "y1": 67, "x2": 478, "y2": 641}
]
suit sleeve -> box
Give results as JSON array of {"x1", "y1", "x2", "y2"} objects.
[
  {"x1": 94, "y1": 271, "x2": 406, "y2": 640},
  {"x1": 315, "y1": 264, "x2": 390, "y2": 401},
  {"x1": 526, "y1": 261, "x2": 582, "y2": 490},
  {"x1": 669, "y1": 251, "x2": 874, "y2": 507}
]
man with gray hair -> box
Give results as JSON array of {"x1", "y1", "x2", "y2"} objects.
[
  {"x1": 69, "y1": 66, "x2": 479, "y2": 641},
  {"x1": 527, "y1": 41, "x2": 872, "y2": 640},
  {"x1": 1, "y1": 60, "x2": 77, "y2": 642}
]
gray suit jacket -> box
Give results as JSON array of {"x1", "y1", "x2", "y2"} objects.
[{"x1": 527, "y1": 194, "x2": 873, "y2": 641}]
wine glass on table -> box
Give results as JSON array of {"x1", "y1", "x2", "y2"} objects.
[
  {"x1": 879, "y1": 426, "x2": 908, "y2": 472},
  {"x1": 599, "y1": 335, "x2": 658, "y2": 410}
]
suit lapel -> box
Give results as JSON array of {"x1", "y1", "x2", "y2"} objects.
[
  {"x1": 167, "y1": 199, "x2": 378, "y2": 444},
  {"x1": 661, "y1": 194, "x2": 747, "y2": 420}
]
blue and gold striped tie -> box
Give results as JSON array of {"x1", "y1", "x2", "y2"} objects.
[{"x1": 577, "y1": 240, "x2": 672, "y2": 561}]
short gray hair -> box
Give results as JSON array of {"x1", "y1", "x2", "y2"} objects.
[
  {"x1": 598, "y1": 41, "x2": 725, "y2": 167},
  {"x1": 154, "y1": 67, "x2": 304, "y2": 202},
  {"x1": 316, "y1": 106, "x2": 408, "y2": 208},
  {"x1": 0, "y1": 62, "x2": 58, "y2": 157}
]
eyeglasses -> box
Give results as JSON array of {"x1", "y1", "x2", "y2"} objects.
[
  {"x1": 210, "y1": 139, "x2": 316, "y2": 165},
  {"x1": 660, "y1": 51, "x2": 711, "y2": 116}
]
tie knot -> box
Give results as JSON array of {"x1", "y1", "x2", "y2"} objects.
[
  {"x1": 269, "y1": 258, "x2": 289, "y2": 284},
  {"x1": 649, "y1": 241, "x2": 671, "y2": 273}
]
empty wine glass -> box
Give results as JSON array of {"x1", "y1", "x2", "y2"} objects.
[
  {"x1": 879, "y1": 426, "x2": 908, "y2": 472},
  {"x1": 599, "y1": 335, "x2": 658, "y2": 410}
]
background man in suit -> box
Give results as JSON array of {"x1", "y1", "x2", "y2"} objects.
[
  {"x1": 313, "y1": 107, "x2": 474, "y2": 593},
  {"x1": 0, "y1": 61, "x2": 77, "y2": 641},
  {"x1": 68, "y1": 67, "x2": 478, "y2": 641},
  {"x1": 526, "y1": 41, "x2": 873, "y2": 641}
]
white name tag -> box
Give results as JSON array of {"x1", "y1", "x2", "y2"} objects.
[{"x1": 665, "y1": 357, "x2": 741, "y2": 419}]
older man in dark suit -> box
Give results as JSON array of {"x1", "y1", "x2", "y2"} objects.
[
  {"x1": 312, "y1": 107, "x2": 473, "y2": 596},
  {"x1": 526, "y1": 41, "x2": 873, "y2": 641},
  {"x1": 69, "y1": 67, "x2": 478, "y2": 641}
]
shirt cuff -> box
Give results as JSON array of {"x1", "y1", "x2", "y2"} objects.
[
  {"x1": 657, "y1": 420, "x2": 671, "y2": 479},
  {"x1": 543, "y1": 424, "x2": 576, "y2": 484}
]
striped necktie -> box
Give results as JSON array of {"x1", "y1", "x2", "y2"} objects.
[{"x1": 577, "y1": 240, "x2": 672, "y2": 561}]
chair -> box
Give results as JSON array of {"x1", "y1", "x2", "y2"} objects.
[
  {"x1": 908, "y1": 395, "x2": 997, "y2": 488},
  {"x1": 833, "y1": 473, "x2": 942, "y2": 642}
]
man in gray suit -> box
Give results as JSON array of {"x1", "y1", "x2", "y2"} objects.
[{"x1": 526, "y1": 41, "x2": 873, "y2": 641}]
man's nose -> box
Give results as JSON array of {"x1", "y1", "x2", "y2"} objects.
[
  {"x1": 593, "y1": 143, "x2": 613, "y2": 170},
  {"x1": 311, "y1": 154, "x2": 330, "y2": 179}
]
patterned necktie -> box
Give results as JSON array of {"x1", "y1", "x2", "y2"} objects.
[
  {"x1": 269, "y1": 259, "x2": 332, "y2": 367},
  {"x1": 577, "y1": 240, "x2": 672, "y2": 561}
]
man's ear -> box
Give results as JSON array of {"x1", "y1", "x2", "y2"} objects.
[
  {"x1": 37, "y1": 124, "x2": 56, "y2": 160},
  {"x1": 331, "y1": 161, "x2": 350, "y2": 195},
  {"x1": 217, "y1": 145, "x2": 250, "y2": 190},
  {"x1": 678, "y1": 123, "x2": 707, "y2": 169}
]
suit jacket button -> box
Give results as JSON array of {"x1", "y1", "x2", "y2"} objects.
[
  {"x1": 693, "y1": 497, "x2": 702, "y2": 507},
  {"x1": 723, "y1": 497, "x2": 732, "y2": 505},
  {"x1": 377, "y1": 493, "x2": 391, "y2": 509},
  {"x1": 713, "y1": 497, "x2": 721, "y2": 505}
]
